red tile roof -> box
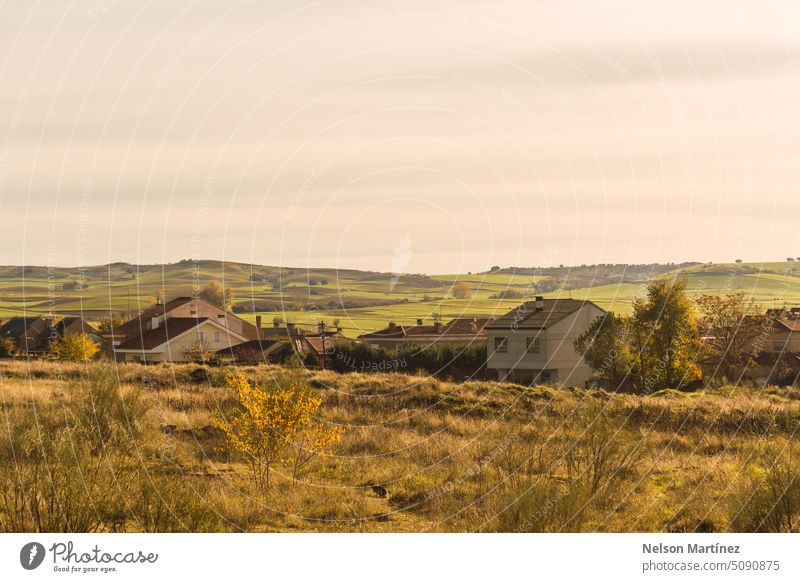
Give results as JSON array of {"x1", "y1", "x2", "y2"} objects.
[
  {"x1": 115, "y1": 297, "x2": 194, "y2": 336},
  {"x1": 359, "y1": 317, "x2": 493, "y2": 340},
  {"x1": 116, "y1": 318, "x2": 206, "y2": 350},
  {"x1": 215, "y1": 339, "x2": 282, "y2": 359}
]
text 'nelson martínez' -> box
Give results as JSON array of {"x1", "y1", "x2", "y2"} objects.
[{"x1": 643, "y1": 543, "x2": 741, "y2": 554}]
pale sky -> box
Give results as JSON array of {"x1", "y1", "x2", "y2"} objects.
[{"x1": 1, "y1": 0, "x2": 799, "y2": 273}]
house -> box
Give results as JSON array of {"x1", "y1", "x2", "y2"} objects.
[
  {"x1": 110, "y1": 296, "x2": 259, "y2": 363},
  {"x1": 721, "y1": 307, "x2": 800, "y2": 384},
  {"x1": 0, "y1": 316, "x2": 102, "y2": 356},
  {"x1": 358, "y1": 317, "x2": 494, "y2": 351},
  {"x1": 485, "y1": 296, "x2": 606, "y2": 386},
  {"x1": 749, "y1": 307, "x2": 800, "y2": 354}
]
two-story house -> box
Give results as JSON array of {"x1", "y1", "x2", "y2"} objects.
[{"x1": 485, "y1": 297, "x2": 605, "y2": 385}]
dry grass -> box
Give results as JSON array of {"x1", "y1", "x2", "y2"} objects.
[{"x1": 1, "y1": 359, "x2": 799, "y2": 532}]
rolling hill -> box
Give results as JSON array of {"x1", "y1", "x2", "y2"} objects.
[{"x1": 1, "y1": 259, "x2": 800, "y2": 337}]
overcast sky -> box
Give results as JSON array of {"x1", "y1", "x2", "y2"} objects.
[{"x1": 1, "y1": 0, "x2": 799, "y2": 273}]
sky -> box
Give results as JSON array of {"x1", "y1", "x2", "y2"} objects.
[{"x1": 0, "y1": 0, "x2": 799, "y2": 273}]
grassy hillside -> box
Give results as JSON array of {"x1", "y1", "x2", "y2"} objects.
[
  {"x1": 1, "y1": 259, "x2": 800, "y2": 336},
  {"x1": 2, "y1": 360, "x2": 799, "y2": 532}
]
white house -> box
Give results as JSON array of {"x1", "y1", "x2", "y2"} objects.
[{"x1": 485, "y1": 297, "x2": 606, "y2": 386}]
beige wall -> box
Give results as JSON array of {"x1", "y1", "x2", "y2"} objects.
[
  {"x1": 748, "y1": 329, "x2": 800, "y2": 355},
  {"x1": 486, "y1": 303, "x2": 605, "y2": 386}
]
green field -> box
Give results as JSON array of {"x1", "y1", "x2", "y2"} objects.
[{"x1": 1, "y1": 260, "x2": 800, "y2": 337}]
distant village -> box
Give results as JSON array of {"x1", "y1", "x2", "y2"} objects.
[{"x1": 1, "y1": 284, "x2": 798, "y2": 390}]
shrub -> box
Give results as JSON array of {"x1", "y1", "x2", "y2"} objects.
[
  {"x1": 0, "y1": 336, "x2": 15, "y2": 357},
  {"x1": 52, "y1": 333, "x2": 100, "y2": 362},
  {"x1": 214, "y1": 373, "x2": 343, "y2": 491},
  {"x1": 729, "y1": 447, "x2": 800, "y2": 532}
]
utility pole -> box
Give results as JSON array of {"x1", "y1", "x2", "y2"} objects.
[{"x1": 318, "y1": 320, "x2": 326, "y2": 370}]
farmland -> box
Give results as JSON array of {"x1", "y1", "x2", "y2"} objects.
[{"x1": 1, "y1": 260, "x2": 800, "y2": 336}]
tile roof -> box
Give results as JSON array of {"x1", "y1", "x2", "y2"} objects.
[
  {"x1": 358, "y1": 317, "x2": 493, "y2": 340},
  {"x1": 485, "y1": 299, "x2": 597, "y2": 330},
  {"x1": 115, "y1": 297, "x2": 194, "y2": 336},
  {"x1": 767, "y1": 308, "x2": 800, "y2": 332},
  {"x1": 116, "y1": 317, "x2": 206, "y2": 350},
  {"x1": 0, "y1": 316, "x2": 99, "y2": 352},
  {"x1": 215, "y1": 339, "x2": 282, "y2": 358}
]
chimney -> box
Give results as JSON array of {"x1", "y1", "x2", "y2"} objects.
[
  {"x1": 151, "y1": 316, "x2": 159, "y2": 329},
  {"x1": 535, "y1": 296, "x2": 544, "y2": 310},
  {"x1": 274, "y1": 321, "x2": 280, "y2": 328},
  {"x1": 388, "y1": 322, "x2": 396, "y2": 331},
  {"x1": 433, "y1": 321, "x2": 442, "y2": 333},
  {"x1": 255, "y1": 315, "x2": 262, "y2": 329},
  {"x1": 287, "y1": 322, "x2": 296, "y2": 333}
]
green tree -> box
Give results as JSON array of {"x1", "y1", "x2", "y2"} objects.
[
  {"x1": 97, "y1": 313, "x2": 127, "y2": 333},
  {"x1": 628, "y1": 279, "x2": 701, "y2": 392},
  {"x1": 573, "y1": 312, "x2": 631, "y2": 388},
  {"x1": 199, "y1": 281, "x2": 235, "y2": 310}
]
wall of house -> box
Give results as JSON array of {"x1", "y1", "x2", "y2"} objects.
[
  {"x1": 747, "y1": 329, "x2": 800, "y2": 355},
  {"x1": 486, "y1": 303, "x2": 605, "y2": 386}
]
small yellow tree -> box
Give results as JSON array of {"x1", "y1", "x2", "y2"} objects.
[
  {"x1": 451, "y1": 281, "x2": 472, "y2": 299},
  {"x1": 215, "y1": 373, "x2": 342, "y2": 491},
  {"x1": 52, "y1": 333, "x2": 100, "y2": 362}
]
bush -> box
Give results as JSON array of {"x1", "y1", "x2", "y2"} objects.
[
  {"x1": 52, "y1": 333, "x2": 100, "y2": 362},
  {"x1": 729, "y1": 447, "x2": 800, "y2": 532},
  {"x1": 0, "y1": 336, "x2": 15, "y2": 357}
]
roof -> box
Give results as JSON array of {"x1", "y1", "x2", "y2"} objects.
[
  {"x1": 0, "y1": 316, "x2": 99, "y2": 351},
  {"x1": 115, "y1": 297, "x2": 194, "y2": 336},
  {"x1": 58, "y1": 317, "x2": 100, "y2": 337},
  {"x1": 485, "y1": 299, "x2": 600, "y2": 330},
  {"x1": 215, "y1": 339, "x2": 282, "y2": 358},
  {"x1": 766, "y1": 308, "x2": 800, "y2": 332},
  {"x1": 358, "y1": 317, "x2": 494, "y2": 340},
  {"x1": 301, "y1": 334, "x2": 350, "y2": 355},
  {"x1": 116, "y1": 317, "x2": 207, "y2": 350},
  {"x1": 0, "y1": 316, "x2": 44, "y2": 339}
]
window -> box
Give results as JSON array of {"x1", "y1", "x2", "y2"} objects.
[
  {"x1": 196, "y1": 331, "x2": 205, "y2": 341},
  {"x1": 214, "y1": 331, "x2": 220, "y2": 342},
  {"x1": 494, "y1": 336, "x2": 508, "y2": 353},
  {"x1": 526, "y1": 336, "x2": 541, "y2": 353},
  {"x1": 773, "y1": 340, "x2": 788, "y2": 352}
]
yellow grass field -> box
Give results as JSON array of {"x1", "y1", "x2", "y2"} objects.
[{"x1": 1, "y1": 359, "x2": 799, "y2": 532}]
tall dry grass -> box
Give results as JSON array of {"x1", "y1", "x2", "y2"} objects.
[{"x1": 1, "y1": 359, "x2": 799, "y2": 532}]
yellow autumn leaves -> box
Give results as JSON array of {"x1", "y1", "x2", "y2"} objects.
[
  {"x1": 52, "y1": 333, "x2": 100, "y2": 362},
  {"x1": 215, "y1": 373, "x2": 343, "y2": 491}
]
